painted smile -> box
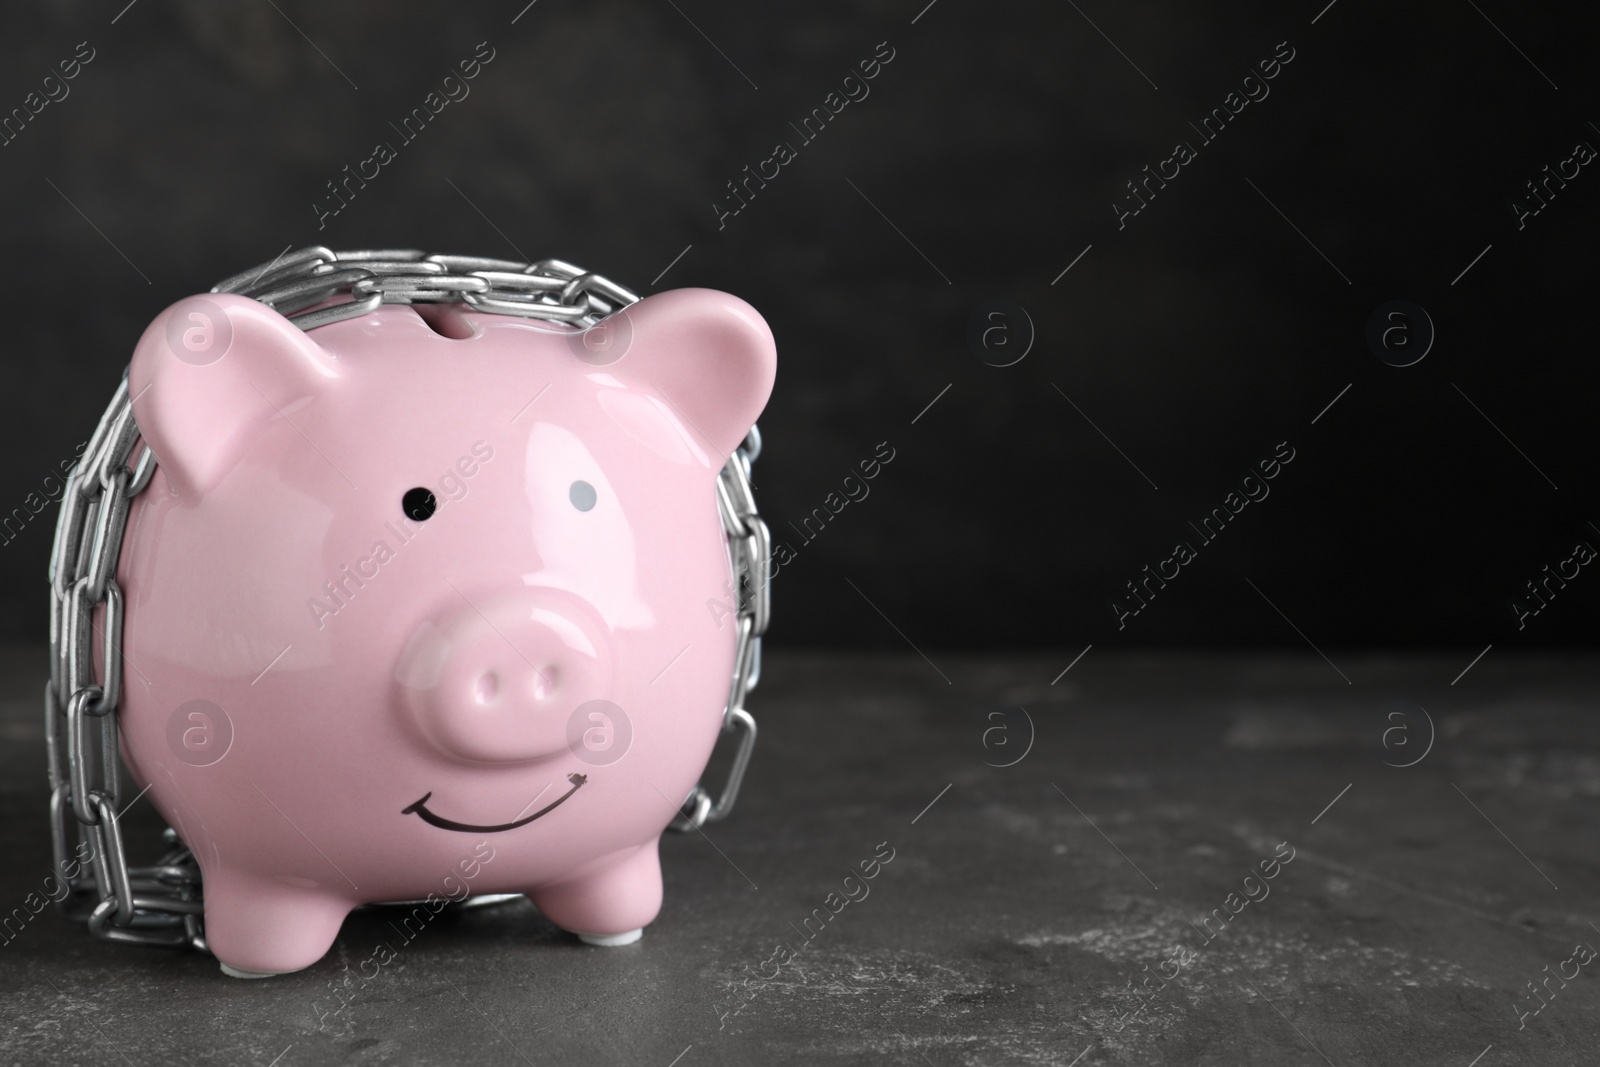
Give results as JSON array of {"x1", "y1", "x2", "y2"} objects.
[{"x1": 402, "y1": 773, "x2": 587, "y2": 833}]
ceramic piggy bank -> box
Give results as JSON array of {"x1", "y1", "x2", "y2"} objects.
[{"x1": 111, "y1": 286, "x2": 775, "y2": 976}]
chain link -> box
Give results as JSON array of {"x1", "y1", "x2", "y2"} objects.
[
  {"x1": 671, "y1": 425, "x2": 767, "y2": 832},
  {"x1": 47, "y1": 375, "x2": 207, "y2": 950},
  {"x1": 47, "y1": 247, "x2": 770, "y2": 952}
]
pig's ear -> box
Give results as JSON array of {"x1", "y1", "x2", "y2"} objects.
[
  {"x1": 608, "y1": 288, "x2": 776, "y2": 461},
  {"x1": 128, "y1": 294, "x2": 340, "y2": 500}
]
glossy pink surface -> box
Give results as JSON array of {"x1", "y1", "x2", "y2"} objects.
[{"x1": 113, "y1": 289, "x2": 775, "y2": 975}]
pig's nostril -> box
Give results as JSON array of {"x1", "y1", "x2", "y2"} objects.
[
  {"x1": 531, "y1": 666, "x2": 559, "y2": 701},
  {"x1": 474, "y1": 671, "x2": 501, "y2": 705}
]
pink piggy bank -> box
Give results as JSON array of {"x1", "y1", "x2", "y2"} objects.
[{"x1": 114, "y1": 288, "x2": 775, "y2": 977}]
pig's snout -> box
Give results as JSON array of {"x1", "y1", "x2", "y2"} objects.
[{"x1": 396, "y1": 588, "x2": 613, "y2": 764}]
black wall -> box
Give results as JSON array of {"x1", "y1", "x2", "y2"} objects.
[{"x1": 2, "y1": 0, "x2": 1597, "y2": 650}]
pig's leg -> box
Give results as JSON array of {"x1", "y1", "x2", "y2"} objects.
[
  {"x1": 530, "y1": 839, "x2": 663, "y2": 947},
  {"x1": 203, "y1": 873, "x2": 353, "y2": 977}
]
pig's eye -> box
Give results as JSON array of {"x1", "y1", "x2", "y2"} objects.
[
  {"x1": 402, "y1": 487, "x2": 439, "y2": 521},
  {"x1": 569, "y1": 480, "x2": 597, "y2": 512}
]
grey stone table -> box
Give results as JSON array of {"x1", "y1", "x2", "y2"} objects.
[{"x1": 2, "y1": 644, "x2": 1598, "y2": 1066}]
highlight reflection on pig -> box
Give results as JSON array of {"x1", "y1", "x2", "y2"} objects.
[{"x1": 115, "y1": 288, "x2": 775, "y2": 976}]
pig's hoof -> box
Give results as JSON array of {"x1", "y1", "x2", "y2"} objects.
[
  {"x1": 577, "y1": 928, "x2": 643, "y2": 948},
  {"x1": 219, "y1": 962, "x2": 288, "y2": 979},
  {"x1": 529, "y1": 842, "x2": 664, "y2": 941},
  {"x1": 202, "y1": 877, "x2": 352, "y2": 976}
]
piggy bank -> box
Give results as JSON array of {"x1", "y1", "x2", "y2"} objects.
[{"x1": 113, "y1": 287, "x2": 775, "y2": 976}]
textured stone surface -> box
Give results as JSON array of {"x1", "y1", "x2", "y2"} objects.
[{"x1": 2, "y1": 645, "x2": 1598, "y2": 1065}]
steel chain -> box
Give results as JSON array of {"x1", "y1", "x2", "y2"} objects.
[{"x1": 46, "y1": 247, "x2": 769, "y2": 953}]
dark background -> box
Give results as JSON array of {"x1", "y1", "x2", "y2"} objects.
[{"x1": 2, "y1": 0, "x2": 1597, "y2": 652}]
